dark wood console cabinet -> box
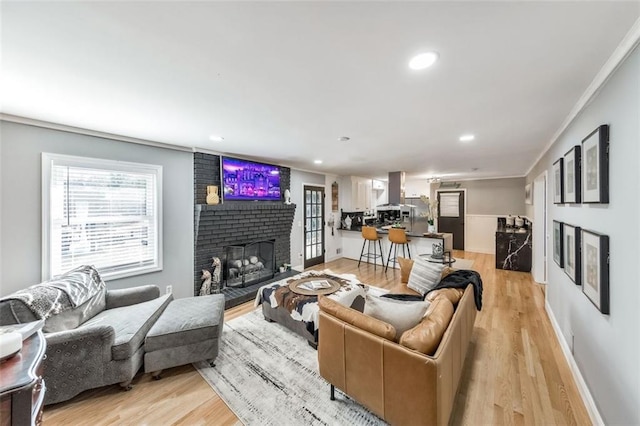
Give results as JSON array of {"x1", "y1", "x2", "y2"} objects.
[{"x1": 0, "y1": 331, "x2": 46, "y2": 426}]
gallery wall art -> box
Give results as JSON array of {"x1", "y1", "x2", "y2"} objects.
[
  {"x1": 581, "y1": 229, "x2": 610, "y2": 314},
  {"x1": 563, "y1": 146, "x2": 581, "y2": 203},
  {"x1": 581, "y1": 124, "x2": 610, "y2": 204},
  {"x1": 552, "y1": 159, "x2": 564, "y2": 204},
  {"x1": 563, "y1": 224, "x2": 581, "y2": 284},
  {"x1": 553, "y1": 220, "x2": 564, "y2": 267}
]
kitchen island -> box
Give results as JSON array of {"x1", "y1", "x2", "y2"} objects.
[{"x1": 339, "y1": 227, "x2": 453, "y2": 268}]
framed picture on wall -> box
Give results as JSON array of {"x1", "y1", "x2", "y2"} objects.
[
  {"x1": 563, "y1": 224, "x2": 581, "y2": 284},
  {"x1": 553, "y1": 220, "x2": 564, "y2": 267},
  {"x1": 581, "y1": 229, "x2": 609, "y2": 314},
  {"x1": 581, "y1": 125, "x2": 609, "y2": 203},
  {"x1": 331, "y1": 181, "x2": 339, "y2": 211},
  {"x1": 524, "y1": 183, "x2": 533, "y2": 205},
  {"x1": 552, "y1": 158, "x2": 564, "y2": 204},
  {"x1": 563, "y1": 146, "x2": 581, "y2": 203}
]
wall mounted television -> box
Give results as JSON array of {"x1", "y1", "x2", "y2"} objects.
[{"x1": 221, "y1": 156, "x2": 281, "y2": 201}]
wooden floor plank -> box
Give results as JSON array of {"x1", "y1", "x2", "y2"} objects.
[{"x1": 44, "y1": 252, "x2": 592, "y2": 425}]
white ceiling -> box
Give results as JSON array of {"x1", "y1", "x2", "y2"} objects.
[{"x1": 2, "y1": 2, "x2": 639, "y2": 180}]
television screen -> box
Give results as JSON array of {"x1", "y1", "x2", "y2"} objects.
[{"x1": 221, "y1": 157, "x2": 281, "y2": 201}]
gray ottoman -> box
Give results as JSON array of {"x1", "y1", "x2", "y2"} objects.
[{"x1": 144, "y1": 294, "x2": 224, "y2": 378}]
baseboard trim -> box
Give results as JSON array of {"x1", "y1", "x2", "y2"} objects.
[{"x1": 544, "y1": 300, "x2": 604, "y2": 426}]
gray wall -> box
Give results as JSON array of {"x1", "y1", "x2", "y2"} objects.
[
  {"x1": 289, "y1": 169, "x2": 325, "y2": 269},
  {"x1": 0, "y1": 122, "x2": 194, "y2": 299},
  {"x1": 526, "y1": 45, "x2": 639, "y2": 424},
  {"x1": 436, "y1": 177, "x2": 526, "y2": 215}
]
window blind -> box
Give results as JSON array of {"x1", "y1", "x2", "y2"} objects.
[{"x1": 44, "y1": 154, "x2": 161, "y2": 279}]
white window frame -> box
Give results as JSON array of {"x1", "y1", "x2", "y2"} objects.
[{"x1": 42, "y1": 153, "x2": 163, "y2": 281}]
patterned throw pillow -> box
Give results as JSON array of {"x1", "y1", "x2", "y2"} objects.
[{"x1": 407, "y1": 257, "x2": 444, "y2": 296}]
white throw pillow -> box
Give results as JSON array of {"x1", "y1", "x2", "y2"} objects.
[
  {"x1": 407, "y1": 257, "x2": 444, "y2": 296},
  {"x1": 364, "y1": 294, "x2": 430, "y2": 337}
]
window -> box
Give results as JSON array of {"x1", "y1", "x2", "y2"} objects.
[{"x1": 42, "y1": 153, "x2": 162, "y2": 280}]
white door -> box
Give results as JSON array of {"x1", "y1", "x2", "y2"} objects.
[{"x1": 532, "y1": 172, "x2": 547, "y2": 283}]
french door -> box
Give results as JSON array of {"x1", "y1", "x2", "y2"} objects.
[{"x1": 304, "y1": 185, "x2": 325, "y2": 268}]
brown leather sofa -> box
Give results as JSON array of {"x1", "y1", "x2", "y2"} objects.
[{"x1": 317, "y1": 258, "x2": 477, "y2": 425}]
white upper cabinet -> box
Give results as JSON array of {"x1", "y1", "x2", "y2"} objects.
[{"x1": 405, "y1": 179, "x2": 429, "y2": 198}]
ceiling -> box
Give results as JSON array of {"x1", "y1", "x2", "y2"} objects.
[{"x1": 2, "y1": 2, "x2": 639, "y2": 181}]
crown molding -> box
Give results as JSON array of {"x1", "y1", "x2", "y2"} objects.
[
  {"x1": 525, "y1": 17, "x2": 640, "y2": 177},
  {"x1": 0, "y1": 114, "x2": 193, "y2": 153}
]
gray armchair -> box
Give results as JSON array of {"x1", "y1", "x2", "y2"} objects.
[{"x1": 1, "y1": 282, "x2": 172, "y2": 405}]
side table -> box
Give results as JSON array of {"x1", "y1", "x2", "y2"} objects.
[
  {"x1": 0, "y1": 331, "x2": 47, "y2": 426},
  {"x1": 419, "y1": 251, "x2": 456, "y2": 267}
]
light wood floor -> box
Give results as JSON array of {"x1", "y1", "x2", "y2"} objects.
[{"x1": 44, "y1": 252, "x2": 591, "y2": 425}]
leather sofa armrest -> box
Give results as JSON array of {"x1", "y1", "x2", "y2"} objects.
[
  {"x1": 106, "y1": 285, "x2": 160, "y2": 309},
  {"x1": 319, "y1": 296, "x2": 396, "y2": 341}
]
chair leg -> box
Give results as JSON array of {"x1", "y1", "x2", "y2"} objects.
[
  {"x1": 372, "y1": 240, "x2": 377, "y2": 270},
  {"x1": 407, "y1": 243, "x2": 411, "y2": 259},
  {"x1": 330, "y1": 384, "x2": 335, "y2": 401},
  {"x1": 378, "y1": 239, "x2": 384, "y2": 268},
  {"x1": 385, "y1": 242, "x2": 393, "y2": 272},
  {"x1": 358, "y1": 239, "x2": 366, "y2": 266}
]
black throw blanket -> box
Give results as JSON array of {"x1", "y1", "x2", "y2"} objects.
[{"x1": 427, "y1": 270, "x2": 483, "y2": 311}]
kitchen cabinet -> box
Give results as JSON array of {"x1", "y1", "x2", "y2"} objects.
[
  {"x1": 495, "y1": 227, "x2": 532, "y2": 272},
  {"x1": 404, "y1": 179, "x2": 429, "y2": 198},
  {"x1": 351, "y1": 177, "x2": 372, "y2": 211},
  {"x1": 372, "y1": 180, "x2": 385, "y2": 190}
]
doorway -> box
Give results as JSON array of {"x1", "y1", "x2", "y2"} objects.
[
  {"x1": 436, "y1": 189, "x2": 466, "y2": 250},
  {"x1": 303, "y1": 185, "x2": 325, "y2": 268},
  {"x1": 532, "y1": 172, "x2": 547, "y2": 284}
]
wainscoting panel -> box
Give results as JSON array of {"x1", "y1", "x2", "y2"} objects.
[{"x1": 465, "y1": 215, "x2": 499, "y2": 254}]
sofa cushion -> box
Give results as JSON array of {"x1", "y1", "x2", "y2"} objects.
[
  {"x1": 399, "y1": 296, "x2": 454, "y2": 356},
  {"x1": 318, "y1": 296, "x2": 396, "y2": 341},
  {"x1": 407, "y1": 258, "x2": 444, "y2": 296},
  {"x1": 426, "y1": 288, "x2": 464, "y2": 305},
  {"x1": 82, "y1": 293, "x2": 172, "y2": 361},
  {"x1": 399, "y1": 257, "x2": 455, "y2": 284},
  {"x1": 145, "y1": 294, "x2": 225, "y2": 352},
  {"x1": 364, "y1": 294, "x2": 429, "y2": 339}
]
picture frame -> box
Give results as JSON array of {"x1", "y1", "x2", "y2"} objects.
[
  {"x1": 331, "y1": 181, "x2": 339, "y2": 212},
  {"x1": 552, "y1": 158, "x2": 564, "y2": 204},
  {"x1": 563, "y1": 224, "x2": 581, "y2": 284},
  {"x1": 563, "y1": 146, "x2": 581, "y2": 203},
  {"x1": 581, "y1": 229, "x2": 609, "y2": 314},
  {"x1": 524, "y1": 183, "x2": 532, "y2": 205},
  {"x1": 581, "y1": 125, "x2": 609, "y2": 203},
  {"x1": 553, "y1": 220, "x2": 564, "y2": 267}
]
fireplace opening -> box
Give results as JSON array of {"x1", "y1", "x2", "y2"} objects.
[{"x1": 224, "y1": 239, "x2": 276, "y2": 288}]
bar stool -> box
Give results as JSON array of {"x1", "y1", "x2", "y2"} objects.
[
  {"x1": 358, "y1": 226, "x2": 385, "y2": 269},
  {"x1": 385, "y1": 228, "x2": 411, "y2": 271}
]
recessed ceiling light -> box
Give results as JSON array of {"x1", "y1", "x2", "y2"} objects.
[
  {"x1": 459, "y1": 134, "x2": 475, "y2": 142},
  {"x1": 338, "y1": 136, "x2": 350, "y2": 142},
  {"x1": 209, "y1": 135, "x2": 224, "y2": 142},
  {"x1": 314, "y1": 160, "x2": 323, "y2": 164},
  {"x1": 408, "y1": 52, "x2": 439, "y2": 70}
]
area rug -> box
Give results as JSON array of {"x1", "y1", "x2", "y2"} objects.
[
  {"x1": 194, "y1": 309, "x2": 385, "y2": 426},
  {"x1": 453, "y1": 257, "x2": 475, "y2": 270}
]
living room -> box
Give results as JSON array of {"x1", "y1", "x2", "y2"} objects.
[{"x1": 1, "y1": 2, "x2": 639, "y2": 425}]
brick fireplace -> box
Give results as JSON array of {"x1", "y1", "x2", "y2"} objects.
[
  {"x1": 193, "y1": 152, "x2": 295, "y2": 297},
  {"x1": 194, "y1": 203, "x2": 295, "y2": 295}
]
